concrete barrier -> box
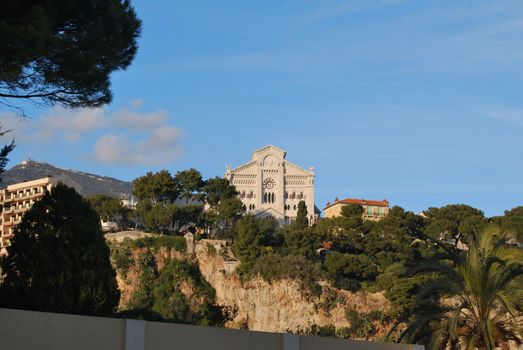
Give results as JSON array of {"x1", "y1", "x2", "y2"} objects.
[{"x1": 0, "y1": 308, "x2": 423, "y2": 350}]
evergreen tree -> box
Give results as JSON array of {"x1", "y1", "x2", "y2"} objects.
[
  {"x1": 0, "y1": 127, "x2": 14, "y2": 180},
  {"x1": 294, "y1": 200, "x2": 309, "y2": 229},
  {"x1": 132, "y1": 170, "x2": 179, "y2": 205},
  {"x1": 0, "y1": 183, "x2": 120, "y2": 316},
  {"x1": 424, "y1": 204, "x2": 485, "y2": 247},
  {"x1": 132, "y1": 170, "x2": 180, "y2": 233},
  {"x1": 234, "y1": 215, "x2": 268, "y2": 274},
  {"x1": 86, "y1": 194, "x2": 131, "y2": 229},
  {"x1": 175, "y1": 168, "x2": 204, "y2": 204},
  {"x1": 202, "y1": 177, "x2": 238, "y2": 207},
  {"x1": 0, "y1": 0, "x2": 142, "y2": 115}
]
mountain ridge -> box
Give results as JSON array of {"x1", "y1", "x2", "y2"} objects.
[{"x1": 0, "y1": 159, "x2": 133, "y2": 199}]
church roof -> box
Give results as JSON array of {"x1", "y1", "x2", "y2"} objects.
[
  {"x1": 252, "y1": 145, "x2": 286, "y2": 158},
  {"x1": 227, "y1": 145, "x2": 313, "y2": 176}
]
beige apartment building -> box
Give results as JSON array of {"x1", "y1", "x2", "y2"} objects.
[
  {"x1": 0, "y1": 177, "x2": 53, "y2": 255},
  {"x1": 324, "y1": 198, "x2": 390, "y2": 221}
]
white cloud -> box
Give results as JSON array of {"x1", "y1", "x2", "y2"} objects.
[
  {"x1": 3, "y1": 102, "x2": 183, "y2": 166},
  {"x1": 17, "y1": 106, "x2": 108, "y2": 143},
  {"x1": 93, "y1": 125, "x2": 182, "y2": 166},
  {"x1": 114, "y1": 109, "x2": 167, "y2": 131}
]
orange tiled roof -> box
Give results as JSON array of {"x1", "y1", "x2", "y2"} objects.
[{"x1": 324, "y1": 198, "x2": 389, "y2": 209}]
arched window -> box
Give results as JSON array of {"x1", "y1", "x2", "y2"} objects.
[
  {"x1": 264, "y1": 193, "x2": 267, "y2": 203},
  {"x1": 271, "y1": 193, "x2": 275, "y2": 203},
  {"x1": 263, "y1": 155, "x2": 277, "y2": 167}
]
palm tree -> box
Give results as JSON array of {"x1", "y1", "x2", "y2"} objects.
[{"x1": 401, "y1": 225, "x2": 523, "y2": 349}]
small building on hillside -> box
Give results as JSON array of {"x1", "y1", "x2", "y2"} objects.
[
  {"x1": 324, "y1": 198, "x2": 390, "y2": 221},
  {"x1": 0, "y1": 177, "x2": 54, "y2": 255}
]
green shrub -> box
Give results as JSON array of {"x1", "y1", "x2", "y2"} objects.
[
  {"x1": 334, "y1": 278, "x2": 360, "y2": 292},
  {"x1": 131, "y1": 236, "x2": 186, "y2": 253},
  {"x1": 345, "y1": 307, "x2": 376, "y2": 338},
  {"x1": 110, "y1": 242, "x2": 133, "y2": 273},
  {"x1": 154, "y1": 236, "x2": 187, "y2": 252},
  {"x1": 251, "y1": 253, "x2": 283, "y2": 280}
]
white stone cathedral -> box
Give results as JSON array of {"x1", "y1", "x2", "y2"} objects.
[{"x1": 225, "y1": 145, "x2": 316, "y2": 225}]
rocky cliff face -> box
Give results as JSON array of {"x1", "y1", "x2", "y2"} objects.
[
  {"x1": 113, "y1": 236, "x2": 393, "y2": 339},
  {"x1": 193, "y1": 239, "x2": 390, "y2": 335}
]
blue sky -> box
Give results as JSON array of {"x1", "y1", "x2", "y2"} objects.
[{"x1": 2, "y1": 0, "x2": 523, "y2": 216}]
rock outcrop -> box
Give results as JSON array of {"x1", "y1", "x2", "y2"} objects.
[{"x1": 194, "y1": 239, "x2": 390, "y2": 334}]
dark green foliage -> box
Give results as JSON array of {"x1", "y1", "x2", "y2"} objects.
[
  {"x1": 284, "y1": 227, "x2": 323, "y2": 259},
  {"x1": 401, "y1": 225, "x2": 523, "y2": 349},
  {"x1": 136, "y1": 202, "x2": 177, "y2": 234},
  {"x1": 0, "y1": 128, "x2": 15, "y2": 180},
  {"x1": 0, "y1": 183, "x2": 120, "y2": 316},
  {"x1": 376, "y1": 263, "x2": 431, "y2": 319},
  {"x1": 233, "y1": 215, "x2": 273, "y2": 274},
  {"x1": 175, "y1": 204, "x2": 204, "y2": 229},
  {"x1": 132, "y1": 170, "x2": 179, "y2": 204},
  {"x1": 423, "y1": 204, "x2": 485, "y2": 247},
  {"x1": 126, "y1": 248, "x2": 223, "y2": 326},
  {"x1": 175, "y1": 168, "x2": 204, "y2": 204},
  {"x1": 251, "y1": 253, "x2": 324, "y2": 295},
  {"x1": 294, "y1": 200, "x2": 309, "y2": 229},
  {"x1": 86, "y1": 194, "x2": 131, "y2": 229},
  {"x1": 154, "y1": 236, "x2": 187, "y2": 252},
  {"x1": 364, "y1": 207, "x2": 427, "y2": 270},
  {"x1": 307, "y1": 324, "x2": 337, "y2": 337},
  {"x1": 129, "y1": 236, "x2": 186, "y2": 253},
  {"x1": 325, "y1": 252, "x2": 378, "y2": 291},
  {"x1": 251, "y1": 253, "x2": 284, "y2": 280},
  {"x1": 341, "y1": 203, "x2": 364, "y2": 217},
  {"x1": 211, "y1": 197, "x2": 246, "y2": 237},
  {"x1": 0, "y1": 0, "x2": 141, "y2": 112},
  {"x1": 132, "y1": 171, "x2": 237, "y2": 235},
  {"x1": 129, "y1": 250, "x2": 158, "y2": 309},
  {"x1": 345, "y1": 308, "x2": 376, "y2": 338},
  {"x1": 495, "y1": 206, "x2": 523, "y2": 242},
  {"x1": 110, "y1": 241, "x2": 133, "y2": 273},
  {"x1": 316, "y1": 204, "x2": 367, "y2": 236},
  {"x1": 202, "y1": 177, "x2": 238, "y2": 207}
]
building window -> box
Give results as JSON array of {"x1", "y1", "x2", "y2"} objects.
[{"x1": 367, "y1": 206, "x2": 373, "y2": 215}]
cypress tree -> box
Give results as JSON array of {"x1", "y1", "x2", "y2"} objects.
[{"x1": 0, "y1": 183, "x2": 120, "y2": 316}]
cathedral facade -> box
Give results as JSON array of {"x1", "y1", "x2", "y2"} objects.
[{"x1": 225, "y1": 145, "x2": 315, "y2": 225}]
